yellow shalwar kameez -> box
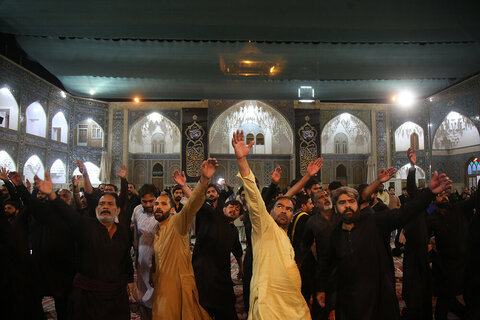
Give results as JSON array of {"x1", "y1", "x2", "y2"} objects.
[
  {"x1": 239, "y1": 170, "x2": 311, "y2": 320},
  {"x1": 151, "y1": 182, "x2": 212, "y2": 320}
]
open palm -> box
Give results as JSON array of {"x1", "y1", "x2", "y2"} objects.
[
  {"x1": 271, "y1": 165, "x2": 282, "y2": 184},
  {"x1": 378, "y1": 167, "x2": 396, "y2": 183},
  {"x1": 173, "y1": 170, "x2": 187, "y2": 186},
  {"x1": 307, "y1": 158, "x2": 324, "y2": 176},
  {"x1": 232, "y1": 130, "x2": 254, "y2": 159},
  {"x1": 117, "y1": 164, "x2": 127, "y2": 179},
  {"x1": 201, "y1": 158, "x2": 218, "y2": 180}
]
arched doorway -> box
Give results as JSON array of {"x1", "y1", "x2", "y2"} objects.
[{"x1": 152, "y1": 163, "x2": 164, "y2": 191}]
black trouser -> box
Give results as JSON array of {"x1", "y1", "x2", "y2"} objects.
[
  {"x1": 242, "y1": 245, "x2": 253, "y2": 313},
  {"x1": 434, "y1": 296, "x2": 466, "y2": 320},
  {"x1": 205, "y1": 306, "x2": 238, "y2": 320}
]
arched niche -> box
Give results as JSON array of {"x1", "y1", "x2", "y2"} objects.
[
  {"x1": 0, "y1": 150, "x2": 16, "y2": 171},
  {"x1": 395, "y1": 121, "x2": 424, "y2": 151},
  {"x1": 25, "y1": 102, "x2": 47, "y2": 138},
  {"x1": 395, "y1": 164, "x2": 426, "y2": 180},
  {"x1": 24, "y1": 155, "x2": 45, "y2": 181},
  {"x1": 209, "y1": 100, "x2": 294, "y2": 154},
  {"x1": 50, "y1": 159, "x2": 67, "y2": 184},
  {"x1": 321, "y1": 113, "x2": 371, "y2": 154},
  {"x1": 352, "y1": 165, "x2": 363, "y2": 185},
  {"x1": 433, "y1": 111, "x2": 480, "y2": 150},
  {"x1": 0, "y1": 88, "x2": 19, "y2": 130},
  {"x1": 336, "y1": 164, "x2": 347, "y2": 186},
  {"x1": 51, "y1": 112, "x2": 68, "y2": 143},
  {"x1": 129, "y1": 112, "x2": 180, "y2": 154},
  {"x1": 74, "y1": 119, "x2": 104, "y2": 147},
  {"x1": 466, "y1": 157, "x2": 480, "y2": 189},
  {"x1": 73, "y1": 162, "x2": 101, "y2": 186}
]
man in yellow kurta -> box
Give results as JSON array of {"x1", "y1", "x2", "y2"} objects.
[
  {"x1": 151, "y1": 159, "x2": 217, "y2": 320},
  {"x1": 232, "y1": 130, "x2": 313, "y2": 320}
]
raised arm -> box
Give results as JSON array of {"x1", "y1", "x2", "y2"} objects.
[
  {"x1": 261, "y1": 165, "x2": 281, "y2": 206},
  {"x1": 406, "y1": 148, "x2": 419, "y2": 198},
  {"x1": 173, "y1": 170, "x2": 192, "y2": 198},
  {"x1": 360, "y1": 167, "x2": 396, "y2": 201},
  {"x1": 285, "y1": 158, "x2": 323, "y2": 198},
  {"x1": 173, "y1": 158, "x2": 217, "y2": 235},
  {"x1": 76, "y1": 160, "x2": 93, "y2": 195},
  {"x1": 71, "y1": 175, "x2": 83, "y2": 211},
  {"x1": 117, "y1": 164, "x2": 129, "y2": 210},
  {"x1": 233, "y1": 130, "x2": 270, "y2": 234},
  {"x1": 1, "y1": 167, "x2": 19, "y2": 202}
]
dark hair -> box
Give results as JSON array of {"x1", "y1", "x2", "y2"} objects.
[
  {"x1": 272, "y1": 196, "x2": 294, "y2": 208},
  {"x1": 207, "y1": 183, "x2": 220, "y2": 194},
  {"x1": 99, "y1": 192, "x2": 120, "y2": 207},
  {"x1": 237, "y1": 186, "x2": 245, "y2": 195},
  {"x1": 224, "y1": 199, "x2": 242, "y2": 208},
  {"x1": 305, "y1": 178, "x2": 320, "y2": 191},
  {"x1": 332, "y1": 187, "x2": 359, "y2": 204},
  {"x1": 402, "y1": 187, "x2": 407, "y2": 191},
  {"x1": 388, "y1": 186, "x2": 395, "y2": 190},
  {"x1": 128, "y1": 182, "x2": 136, "y2": 189},
  {"x1": 295, "y1": 193, "x2": 311, "y2": 211},
  {"x1": 172, "y1": 185, "x2": 183, "y2": 193},
  {"x1": 4, "y1": 200, "x2": 21, "y2": 210},
  {"x1": 105, "y1": 184, "x2": 118, "y2": 192},
  {"x1": 356, "y1": 184, "x2": 369, "y2": 196},
  {"x1": 328, "y1": 181, "x2": 343, "y2": 192},
  {"x1": 158, "y1": 193, "x2": 175, "y2": 209},
  {"x1": 138, "y1": 184, "x2": 160, "y2": 198}
]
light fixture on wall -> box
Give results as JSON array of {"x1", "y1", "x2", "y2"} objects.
[
  {"x1": 298, "y1": 86, "x2": 315, "y2": 103},
  {"x1": 60, "y1": 91, "x2": 66, "y2": 98},
  {"x1": 134, "y1": 97, "x2": 140, "y2": 103},
  {"x1": 89, "y1": 89, "x2": 95, "y2": 95}
]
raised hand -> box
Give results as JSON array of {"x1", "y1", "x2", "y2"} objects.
[
  {"x1": 307, "y1": 158, "x2": 324, "y2": 176},
  {"x1": 201, "y1": 158, "x2": 219, "y2": 180},
  {"x1": 26, "y1": 179, "x2": 32, "y2": 192},
  {"x1": 407, "y1": 148, "x2": 416, "y2": 166},
  {"x1": 76, "y1": 160, "x2": 88, "y2": 176},
  {"x1": 36, "y1": 172, "x2": 54, "y2": 196},
  {"x1": 117, "y1": 164, "x2": 127, "y2": 180},
  {"x1": 232, "y1": 130, "x2": 254, "y2": 159},
  {"x1": 72, "y1": 175, "x2": 79, "y2": 188},
  {"x1": 271, "y1": 165, "x2": 282, "y2": 184},
  {"x1": 378, "y1": 167, "x2": 396, "y2": 183},
  {"x1": 428, "y1": 171, "x2": 452, "y2": 194},
  {"x1": 173, "y1": 170, "x2": 187, "y2": 187},
  {"x1": 8, "y1": 171, "x2": 22, "y2": 186},
  {"x1": 0, "y1": 167, "x2": 9, "y2": 180}
]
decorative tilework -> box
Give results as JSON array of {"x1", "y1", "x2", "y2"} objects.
[{"x1": 376, "y1": 111, "x2": 388, "y2": 170}]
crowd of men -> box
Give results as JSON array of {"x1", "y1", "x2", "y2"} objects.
[{"x1": 1, "y1": 130, "x2": 478, "y2": 320}]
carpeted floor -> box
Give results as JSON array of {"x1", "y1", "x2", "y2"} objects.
[{"x1": 42, "y1": 252, "x2": 460, "y2": 319}]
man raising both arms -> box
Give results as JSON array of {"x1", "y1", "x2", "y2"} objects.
[{"x1": 233, "y1": 129, "x2": 322, "y2": 320}]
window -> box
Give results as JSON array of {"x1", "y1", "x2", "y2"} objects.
[
  {"x1": 52, "y1": 127, "x2": 62, "y2": 142},
  {"x1": 466, "y1": 158, "x2": 480, "y2": 189},
  {"x1": 151, "y1": 133, "x2": 165, "y2": 154},
  {"x1": 77, "y1": 124, "x2": 88, "y2": 146},
  {"x1": 256, "y1": 133, "x2": 265, "y2": 145},
  {"x1": 246, "y1": 133, "x2": 255, "y2": 145},
  {"x1": 334, "y1": 133, "x2": 348, "y2": 154},
  {"x1": 91, "y1": 124, "x2": 102, "y2": 139},
  {"x1": 0, "y1": 109, "x2": 10, "y2": 128},
  {"x1": 410, "y1": 132, "x2": 419, "y2": 150}
]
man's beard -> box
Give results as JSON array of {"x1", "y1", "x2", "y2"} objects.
[
  {"x1": 96, "y1": 210, "x2": 116, "y2": 224},
  {"x1": 174, "y1": 196, "x2": 182, "y2": 202},
  {"x1": 275, "y1": 213, "x2": 290, "y2": 229},
  {"x1": 154, "y1": 210, "x2": 170, "y2": 222},
  {"x1": 340, "y1": 208, "x2": 360, "y2": 224}
]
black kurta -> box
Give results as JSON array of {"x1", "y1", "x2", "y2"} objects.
[
  {"x1": 192, "y1": 188, "x2": 242, "y2": 317},
  {"x1": 324, "y1": 189, "x2": 435, "y2": 320}
]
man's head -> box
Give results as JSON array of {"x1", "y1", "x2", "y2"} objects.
[
  {"x1": 206, "y1": 184, "x2": 220, "y2": 202},
  {"x1": 79, "y1": 193, "x2": 88, "y2": 209},
  {"x1": 138, "y1": 184, "x2": 160, "y2": 214},
  {"x1": 127, "y1": 183, "x2": 136, "y2": 196},
  {"x1": 153, "y1": 194, "x2": 175, "y2": 223},
  {"x1": 377, "y1": 184, "x2": 385, "y2": 193},
  {"x1": 98, "y1": 184, "x2": 106, "y2": 192},
  {"x1": 270, "y1": 196, "x2": 295, "y2": 230},
  {"x1": 328, "y1": 181, "x2": 343, "y2": 193},
  {"x1": 95, "y1": 193, "x2": 120, "y2": 225},
  {"x1": 1, "y1": 185, "x2": 10, "y2": 200},
  {"x1": 295, "y1": 193, "x2": 314, "y2": 214},
  {"x1": 333, "y1": 187, "x2": 360, "y2": 224},
  {"x1": 171, "y1": 185, "x2": 184, "y2": 202},
  {"x1": 4, "y1": 201, "x2": 20, "y2": 220},
  {"x1": 223, "y1": 200, "x2": 242, "y2": 221},
  {"x1": 237, "y1": 186, "x2": 246, "y2": 203},
  {"x1": 312, "y1": 190, "x2": 333, "y2": 212},
  {"x1": 104, "y1": 184, "x2": 118, "y2": 193},
  {"x1": 388, "y1": 187, "x2": 395, "y2": 195},
  {"x1": 402, "y1": 187, "x2": 408, "y2": 197},
  {"x1": 36, "y1": 190, "x2": 48, "y2": 202},
  {"x1": 58, "y1": 189, "x2": 73, "y2": 205},
  {"x1": 435, "y1": 191, "x2": 450, "y2": 208},
  {"x1": 305, "y1": 178, "x2": 321, "y2": 196}
]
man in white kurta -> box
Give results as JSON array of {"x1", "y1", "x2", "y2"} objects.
[{"x1": 233, "y1": 130, "x2": 311, "y2": 320}]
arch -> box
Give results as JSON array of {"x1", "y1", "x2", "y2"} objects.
[
  {"x1": 466, "y1": 157, "x2": 480, "y2": 189},
  {"x1": 26, "y1": 102, "x2": 47, "y2": 138},
  {"x1": 410, "y1": 132, "x2": 419, "y2": 150},
  {"x1": 151, "y1": 132, "x2": 165, "y2": 154},
  {"x1": 433, "y1": 111, "x2": 480, "y2": 150},
  {"x1": 352, "y1": 165, "x2": 363, "y2": 185},
  {"x1": 51, "y1": 112, "x2": 68, "y2": 143},
  {"x1": 395, "y1": 164, "x2": 426, "y2": 180},
  {"x1": 152, "y1": 163, "x2": 164, "y2": 177},
  {"x1": 129, "y1": 112, "x2": 181, "y2": 154},
  {"x1": 334, "y1": 132, "x2": 348, "y2": 154},
  {"x1": 336, "y1": 164, "x2": 347, "y2": 186},
  {"x1": 75, "y1": 119, "x2": 104, "y2": 147},
  {"x1": 50, "y1": 159, "x2": 67, "y2": 184},
  {"x1": 394, "y1": 121, "x2": 424, "y2": 151},
  {"x1": 0, "y1": 87, "x2": 19, "y2": 130},
  {"x1": 256, "y1": 133, "x2": 265, "y2": 145},
  {"x1": 321, "y1": 113, "x2": 371, "y2": 154},
  {"x1": 0, "y1": 150, "x2": 16, "y2": 171},
  {"x1": 246, "y1": 133, "x2": 255, "y2": 145},
  {"x1": 73, "y1": 162, "x2": 101, "y2": 185},
  {"x1": 209, "y1": 100, "x2": 294, "y2": 154},
  {"x1": 24, "y1": 155, "x2": 45, "y2": 181}
]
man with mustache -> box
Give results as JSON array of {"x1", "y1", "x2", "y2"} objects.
[
  {"x1": 324, "y1": 169, "x2": 451, "y2": 320},
  {"x1": 233, "y1": 129, "x2": 323, "y2": 320},
  {"x1": 150, "y1": 158, "x2": 218, "y2": 320},
  {"x1": 36, "y1": 167, "x2": 134, "y2": 320},
  {"x1": 131, "y1": 183, "x2": 159, "y2": 320}
]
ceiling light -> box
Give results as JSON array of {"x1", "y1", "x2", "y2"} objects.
[
  {"x1": 397, "y1": 91, "x2": 414, "y2": 107},
  {"x1": 269, "y1": 66, "x2": 275, "y2": 73},
  {"x1": 391, "y1": 95, "x2": 397, "y2": 102},
  {"x1": 60, "y1": 91, "x2": 66, "y2": 98},
  {"x1": 134, "y1": 97, "x2": 140, "y2": 103},
  {"x1": 89, "y1": 89, "x2": 95, "y2": 95},
  {"x1": 429, "y1": 97, "x2": 433, "y2": 102},
  {"x1": 298, "y1": 86, "x2": 314, "y2": 103},
  {"x1": 242, "y1": 60, "x2": 253, "y2": 64}
]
